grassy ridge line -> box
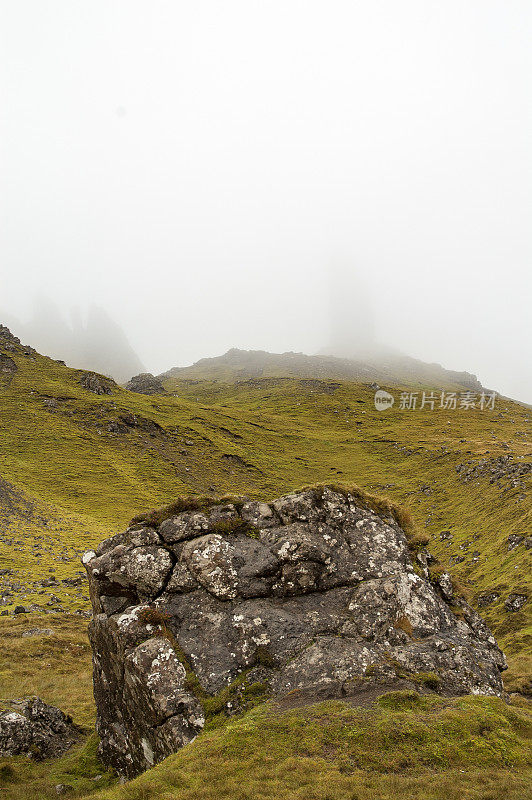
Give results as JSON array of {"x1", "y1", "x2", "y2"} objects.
[{"x1": 159, "y1": 347, "x2": 486, "y2": 392}]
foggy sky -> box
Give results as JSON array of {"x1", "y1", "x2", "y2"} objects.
[{"x1": 1, "y1": 2, "x2": 531, "y2": 402}]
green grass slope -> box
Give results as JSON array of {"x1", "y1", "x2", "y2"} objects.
[
  {"x1": 0, "y1": 328, "x2": 531, "y2": 799},
  {"x1": 0, "y1": 614, "x2": 112, "y2": 798},
  {"x1": 0, "y1": 330, "x2": 530, "y2": 685},
  {"x1": 88, "y1": 694, "x2": 532, "y2": 800}
]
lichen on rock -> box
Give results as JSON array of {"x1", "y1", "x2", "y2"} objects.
[
  {"x1": 84, "y1": 486, "x2": 507, "y2": 778},
  {"x1": 0, "y1": 697, "x2": 82, "y2": 760}
]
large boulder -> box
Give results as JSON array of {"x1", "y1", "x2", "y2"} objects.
[{"x1": 84, "y1": 487, "x2": 506, "y2": 778}]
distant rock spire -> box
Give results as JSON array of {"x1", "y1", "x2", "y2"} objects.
[
  {"x1": 0, "y1": 297, "x2": 144, "y2": 383},
  {"x1": 81, "y1": 305, "x2": 144, "y2": 383}
]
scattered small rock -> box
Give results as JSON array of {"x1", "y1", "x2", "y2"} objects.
[
  {"x1": 504, "y1": 594, "x2": 527, "y2": 612},
  {"x1": 0, "y1": 354, "x2": 17, "y2": 374},
  {"x1": 21, "y1": 628, "x2": 53, "y2": 638},
  {"x1": 449, "y1": 555, "x2": 464, "y2": 565},
  {"x1": 507, "y1": 534, "x2": 524, "y2": 551},
  {"x1": 477, "y1": 592, "x2": 500, "y2": 608},
  {"x1": 456, "y1": 455, "x2": 532, "y2": 490}
]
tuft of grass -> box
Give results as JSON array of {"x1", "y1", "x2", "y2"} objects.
[
  {"x1": 411, "y1": 672, "x2": 442, "y2": 691},
  {"x1": 210, "y1": 517, "x2": 259, "y2": 539},
  {"x1": 377, "y1": 689, "x2": 426, "y2": 710},
  {"x1": 129, "y1": 495, "x2": 244, "y2": 527},
  {"x1": 253, "y1": 645, "x2": 278, "y2": 669},
  {"x1": 407, "y1": 531, "x2": 431, "y2": 549},
  {"x1": 136, "y1": 607, "x2": 173, "y2": 627},
  {"x1": 394, "y1": 615, "x2": 414, "y2": 638}
]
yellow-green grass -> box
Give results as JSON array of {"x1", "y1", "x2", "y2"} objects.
[
  {"x1": 0, "y1": 344, "x2": 529, "y2": 686},
  {"x1": 1, "y1": 615, "x2": 530, "y2": 799},
  {"x1": 0, "y1": 615, "x2": 93, "y2": 726},
  {"x1": 86, "y1": 693, "x2": 532, "y2": 800},
  {"x1": 0, "y1": 735, "x2": 115, "y2": 800},
  {"x1": 0, "y1": 342, "x2": 531, "y2": 798}
]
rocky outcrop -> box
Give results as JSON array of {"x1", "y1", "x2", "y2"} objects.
[
  {"x1": 84, "y1": 487, "x2": 507, "y2": 778},
  {"x1": 79, "y1": 372, "x2": 114, "y2": 395},
  {"x1": 125, "y1": 373, "x2": 166, "y2": 395},
  {"x1": 0, "y1": 697, "x2": 82, "y2": 759},
  {"x1": 504, "y1": 593, "x2": 527, "y2": 612},
  {"x1": 0, "y1": 325, "x2": 21, "y2": 349},
  {"x1": 0, "y1": 354, "x2": 17, "y2": 374},
  {"x1": 2, "y1": 303, "x2": 144, "y2": 383},
  {"x1": 0, "y1": 327, "x2": 20, "y2": 386},
  {"x1": 456, "y1": 455, "x2": 532, "y2": 489}
]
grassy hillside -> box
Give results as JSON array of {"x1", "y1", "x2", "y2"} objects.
[
  {"x1": 88, "y1": 694, "x2": 532, "y2": 800},
  {"x1": 0, "y1": 328, "x2": 530, "y2": 798},
  {"x1": 1, "y1": 618, "x2": 530, "y2": 800},
  {"x1": 0, "y1": 330, "x2": 530, "y2": 683}
]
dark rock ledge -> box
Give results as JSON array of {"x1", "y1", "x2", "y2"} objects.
[{"x1": 83, "y1": 486, "x2": 506, "y2": 778}]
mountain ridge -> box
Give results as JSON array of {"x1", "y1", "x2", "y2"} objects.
[{"x1": 158, "y1": 347, "x2": 486, "y2": 394}]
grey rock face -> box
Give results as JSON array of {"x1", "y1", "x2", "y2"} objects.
[
  {"x1": 125, "y1": 373, "x2": 166, "y2": 395},
  {"x1": 0, "y1": 354, "x2": 17, "y2": 374},
  {"x1": 504, "y1": 593, "x2": 527, "y2": 612},
  {"x1": 507, "y1": 534, "x2": 524, "y2": 551},
  {"x1": 79, "y1": 372, "x2": 113, "y2": 395},
  {"x1": 85, "y1": 487, "x2": 507, "y2": 778},
  {"x1": 0, "y1": 697, "x2": 82, "y2": 759},
  {"x1": 0, "y1": 325, "x2": 21, "y2": 346}
]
